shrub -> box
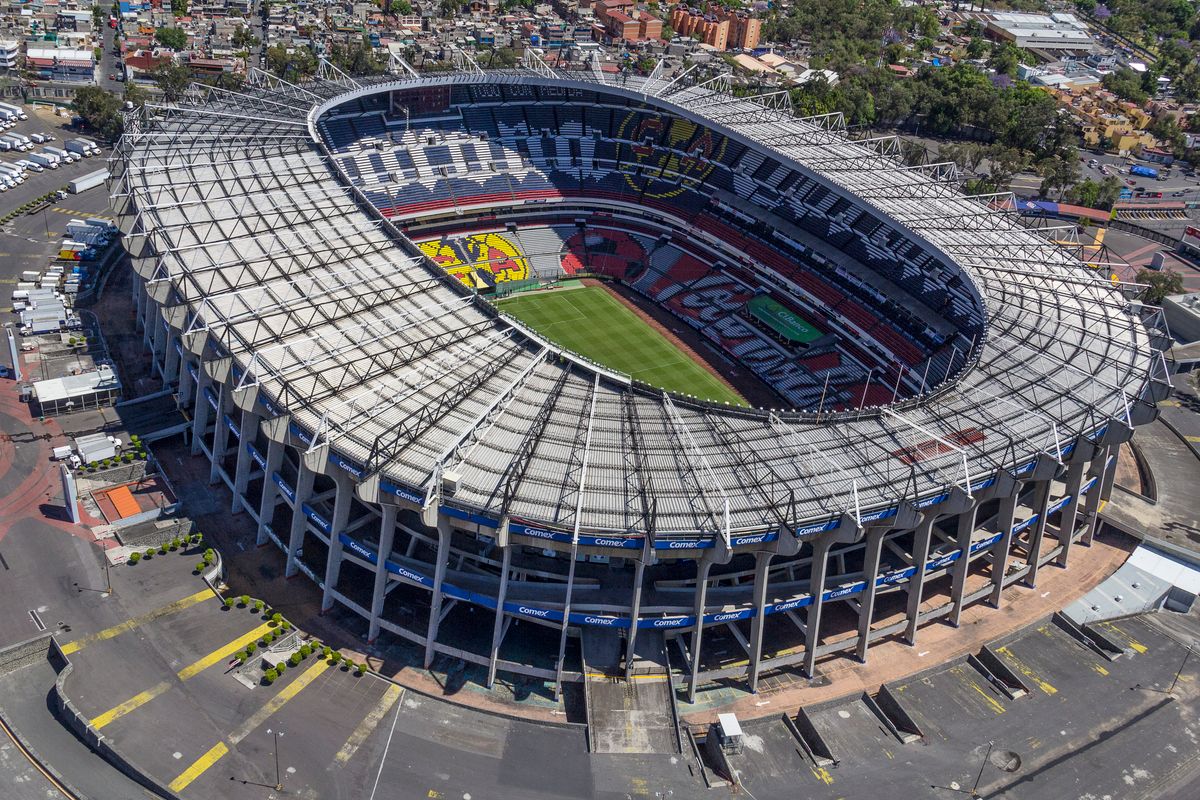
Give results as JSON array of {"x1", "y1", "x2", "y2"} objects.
[
  {"x1": 271, "y1": 612, "x2": 282, "y2": 626},
  {"x1": 224, "y1": 598, "x2": 235, "y2": 609},
  {"x1": 124, "y1": 453, "x2": 134, "y2": 463},
  {"x1": 322, "y1": 646, "x2": 332, "y2": 659},
  {"x1": 128, "y1": 552, "x2": 141, "y2": 564},
  {"x1": 253, "y1": 599, "x2": 264, "y2": 613},
  {"x1": 329, "y1": 652, "x2": 342, "y2": 665},
  {"x1": 158, "y1": 544, "x2": 167, "y2": 555},
  {"x1": 143, "y1": 549, "x2": 153, "y2": 560},
  {"x1": 263, "y1": 668, "x2": 278, "y2": 685},
  {"x1": 244, "y1": 643, "x2": 256, "y2": 656},
  {"x1": 190, "y1": 532, "x2": 202, "y2": 544},
  {"x1": 172, "y1": 537, "x2": 181, "y2": 549},
  {"x1": 281, "y1": 621, "x2": 291, "y2": 632},
  {"x1": 299, "y1": 644, "x2": 312, "y2": 658},
  {"x1": 288, "y1": 653, "x2": 301, "y2": 667},
  {"x1": 88, "y1": 461, "x2": 97, "y2": 470},
  {"x1": 354, "y1": 663, "x2": 365, "y2": 676},
  {"x1": 195, "y1": 562, "x2": 204, "y2": 573},
  {"x1": 239, "y1": 594, "x2": 250, "y2": 607}
]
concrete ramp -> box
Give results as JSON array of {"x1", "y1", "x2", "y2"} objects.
[{"x1": 582, "y1": 628, "x2": 680, "y2": 754}]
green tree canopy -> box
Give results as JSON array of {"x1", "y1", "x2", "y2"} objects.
[
  {"x1": 155, "y1": 27, "x2": 188, "y2": 50},
  {"x1": 71, "y1": 85, "x2": 124, "y2": 140},
  {"x1": 151, "y1": 61, "x2": 192, "y2": 102},
  {"x1": 1136, "y1": 268, "x2": 1184, "y2": 305}
]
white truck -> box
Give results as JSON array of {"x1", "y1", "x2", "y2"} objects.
[
  {"x1": 0, "y1": 102, "x2": 29, "y2": 121},
  {"x1": 74, "y1": 433, "x2": 123, "y2": 464},
  {"x1": 66, "y1": 139, "x2": 99, "y2": 157},
  {"x1": 16, "y1": 158, "x2": 43, "y2": 173},
  {"x1": 29, "y1": 152, "x2": 58, "y2": 169},
  {"x1": 44, "y1": 145, "x2": 78, "y2": 163}
]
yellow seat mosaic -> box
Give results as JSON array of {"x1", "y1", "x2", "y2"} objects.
[{"x1": 419, "y1": 233, "x2": 529, "y2": 288}]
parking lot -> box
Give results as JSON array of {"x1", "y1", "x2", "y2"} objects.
[{"x1": 722, "y1": 612, "x2": 1200, "y2": 799}]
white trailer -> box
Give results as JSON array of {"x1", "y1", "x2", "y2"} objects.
[{"x1": 68, "y1": 168, "x2": 108, "y2": 193}]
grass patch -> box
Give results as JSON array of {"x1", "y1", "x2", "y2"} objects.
[{"x1": 495, "y1": 285, "x2": 745, "y2": 406}]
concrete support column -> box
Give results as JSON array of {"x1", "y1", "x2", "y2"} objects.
[
  {"x1": 141, "y1": 298, "x2": 155, "y2": 351},
  {"x1": 320, "y1": 473, "x2": 354, "y2": 612},
  {"x1": 178, "y1": 359, "x2": 196, "y2": 408},
  {"x1": 802, "y1": 537, "x2": 835, "y2": 678},
  {"x1": 1022, "y1": 479, "x2": 1054, "y2": 588},
  {"x1": 190, "y1": 371, "x2": 214, "y2": 456},
  {"x1": 1054, "y1": 458, "x2": 1087, "y2": 568},
  {"x1": 903, "y1": 513, "x2": 939, "y2": 646},
  {"x1": 624, "y1": 558, "x2": 647, "y2": 678},
  {"x1": 423, "y1": 519, "x2": 453, "y2": 668},
  {"x1": 747, "y1": 551, "x2": 773, "y2": 693},
  {"x1": 687, "y1": 557, "x2": 714, "y2": 704},
  {"x1": 284, "y1": 460, "x2": 315, "y2": 579},
  {"x1": 855, "y1": 527, "x2": 888, "y2": 664},
  {"x1": 208, "y1": 385, "x2": 232, "y2": 485},
  {"x1": 1081, "y1": 446, "x2": 1108, "y2": 547},
  {"x1": 367, "y1": 504, "x2": 398, "y2": 643},
  {"x1": 230, "y1": 408, "x2": 261, "y2": 514},
  {"x1": 947, "y1": 503, "x2": 981, "y2": 628},
  {"x1": 256, "y1": 437, "x2": 285, "y2": 547},
  {"x1": 988, "y1": 492, "x2": 1020, "y2": 608},
  {"x1": 150, "y1": 309, "x2": 166, "y2": 374},
  {"x1": 134, "y1": 276, "x2": 145, "y2": 328},
  {"x1": 1099, "y1": 444, "x2": 1119, "y2": 502},
  {"x1": 163, "y1": 334, "x2": 181, "y2": 387},
  {"x1": 486, "y1": 544, "x2": 513, "y2": 688}
]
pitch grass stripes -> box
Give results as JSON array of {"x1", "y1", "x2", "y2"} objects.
[{"x1": 495, "y1": 285, "x2": 745, "y2": 406}]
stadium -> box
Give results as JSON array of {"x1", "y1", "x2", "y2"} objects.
[{"x1": 113, "y1": 59, "x2": 1172, "y2": 701}]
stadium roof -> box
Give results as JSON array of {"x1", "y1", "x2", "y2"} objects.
[{"x1": 113, "y1": 57, "x2": 1168, "y2": 541}]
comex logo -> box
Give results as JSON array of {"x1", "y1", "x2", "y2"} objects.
[
  {"x1": 518, "y1": 606, "x2": 553, "y2": 618},
  {"x1": 590, "y1": 538, "x2": 627, "y2": 548}
]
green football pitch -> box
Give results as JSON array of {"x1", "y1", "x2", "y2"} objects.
[{"x1": 494, "y1": 285, "x2": 747, "y2": 407}]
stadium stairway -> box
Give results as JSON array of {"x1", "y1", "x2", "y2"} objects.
[{"x1": 581, "y1": 628, "x2": 681, "y2": 755}]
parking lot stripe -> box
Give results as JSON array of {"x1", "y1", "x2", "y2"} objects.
[
  {"x1": 91, "y1": 680, "x2": 173, "y2": 730},
  {"x1": 228, "y1": 659, "x2": 331, "y2": 745},
  {"x1": 168, "y1": 741, "x2": 228, "y2": 793},
  {"x1": 61, "y1": 589, "x2": 213, "y2": 655},
  {"x1": 334, "y1": 684, "x2": 403, "y2": 766},
  {"x1": 177, "y1": 622, "x2": 274, "y2": 681}
]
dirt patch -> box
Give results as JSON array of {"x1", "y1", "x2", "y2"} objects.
[{"x1": 590, "y1": 279, "x2": 785, "y2": 409}]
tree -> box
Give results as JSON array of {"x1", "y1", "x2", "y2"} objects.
[
  {"x1": 152, "y1": 61, "x2": 193, "y2": 103},
  {"x1": 266, "y1": 44, "x2": 317, "y2": 81},
  {"x1": 129, "y1": 552, "x2": 141, "y2": 564},
  {"x1": 170, "y1": 0, "x2": 187, "y2": 15},
  {"x1": 1136, "y1": 269, "x2": 1184, "y2": 304},
  {"x1": 1036, "y1": 153, "x2": 1081, "y2": 200},
  {"x1": 155, "y1": 27, "x2": 188, "y2": 51},
  {"x1": 71, "y1": 85, "x2": 124, "y2": 140},
  {"x1": 987, "y1": 42, "x2": 1022, "y2": 77},
  {"x1": 966, "y1": 37, "x2": 988, "y2": 59},
  {"x1": 1102, "y1": 67, "x2": 1149, "y2": 104},
  {"x1": 231, "y1": 25, "x2": 259, "y2": 50},
  {"x1": 328, "y1": 36, "x2": 386, "y2": 76}
]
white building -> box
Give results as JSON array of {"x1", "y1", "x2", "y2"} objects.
[
  {"x1": 0, "y1": 40, "x2": 20, "y2": 70},
  {"x1": 986, "y1": 12, "x2": 1094, "y2": 54}
]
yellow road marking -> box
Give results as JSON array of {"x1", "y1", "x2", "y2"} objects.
[
  {"x1": 168, "y1": 741, "x2": 228, "y2": 793},
  {"x1": 1187, "y1": 436, "x2": 1200, "y2": 444},
  {"x1": 228, "y1": 658, "x2": 331, "y2": 744},
  {"x1": 177, "y1": 622, "x2": 274, "y2": 681},
  {"x1": 61, "y1": 589, "x2": 212, "y2": 655},
  {"x1": 996, "y1": 646, "x2": 1057, "y2": 695},
  {"x1": 91, "y1": 680, "x2": 172, "y2": 730},
  {"x1": 334, "y1": 684, "x2": 403, "y2": 765},
  {"x1": 87, "y1": 622, "x2": 274, "y2": 731},
  {"x1": 810, "y1": 764, "x2": 835, "y2": 785},
  {"x1": 1092, "y1": 663, "x2": 1110, "y2": 676},
  {"x1": 971, "y1": 683, "x2": 1006, "y2": 715}
]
